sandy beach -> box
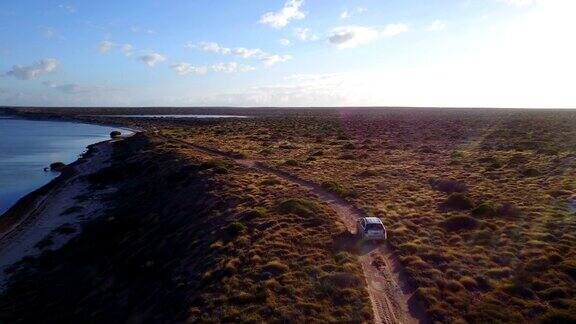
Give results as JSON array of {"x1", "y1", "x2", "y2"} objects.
[{"x1": 0, "y1": 138, "x2": 121, "y2": 289}]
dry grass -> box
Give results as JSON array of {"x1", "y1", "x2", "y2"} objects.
[
  {"x1": 0, "y1": 133, "x2": 371, "y2": 323},
  {"x1": 153, "y1": 108, "x2": 576, "y2": 322}
]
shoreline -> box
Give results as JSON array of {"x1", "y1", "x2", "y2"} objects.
[
  {"x1": 0, "y1": 125, "x2": 137, "y2": 288},
  {"x1": 0, "y1": 139, "x2": 103, "y2": 235},
  {"x1": 0, "y1": 117, "x2": 140, "y2": 220},
  {"x1": 0, "y1": 112, "x2": 143, "y2": 134},
  {"x1": 0, "y1": 134, "x2": 132, "y2": 289}
]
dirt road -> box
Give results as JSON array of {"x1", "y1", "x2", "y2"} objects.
[{"x1": 164, "y1": 135, "x2": 429, "y2": 324}]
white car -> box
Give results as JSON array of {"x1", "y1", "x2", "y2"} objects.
[{"x1": 357, "y1": 217, "x2": 387, "y2": 241}]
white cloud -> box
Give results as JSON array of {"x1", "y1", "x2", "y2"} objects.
[
  {"x1": 171, "y1": 62, "x2": 255, "y2": 76},
  {"x1": 190, "y1": 73, "x2": 348, "y2": 107},
  {"x1": 381, "y1": 23, "x2": 410, "y2": 37},
  {"x1": 121, "y1": 44, "x2": 133, "y2": 56},
  {"x1": 260, "y1": 54, "x2": 292, "y2": 66},
  {"x1": 190, "y1": 42, "x2": 292, "y2": 66},
  {"x1": 98, "y1": 40, "x2": 114, "y2": 53},
  {"x1": 198, "y1": 42, "x2": 231, "y2": 55},
  {"x1": 340, "y1": 7, "x2": 367, "y2": 19},
  {"x1": 139, "y1": 53, "x2": 166, "y2": 67},
  {"x1": 259, "y1": 0, "x2": 305, "y2": 29},
  {"x1": 170, "y1": 63, "x2": 208, "y2": 76},
  {"x1": 427, "y1": 20, "x2": 447, "y2": 32},
  {"x1": 5, "y1": 59, "x2": 59, "y2": 80},
  {"x1": 211, "y1": 62, "x2": 256, "y2": 73},
  {"x1": 294, "y1": 27, "x2": 319, "y2": 41},
  {"x1": 99, "y1": 41, "x2": 133, "y2": 56},
  {"x1": 40, "y1": 26, "x2": 63, "y2": 40},
  {"x1": 328, "y1": 24, "x2": 409, "y2": 49},
  {"x1": 58, "y1": 4, "x2": 76, "y2": 14},
  {"x1": 279, "y1": 38, "x2": 292, "y2": 46},
  {"x1": 328, "y1": 26, "x2": 380, "y2": 49},
  {"x1": 43, "y1": 81, "x2": 113, "y2": 94},
  {"x1": 130, "y1": 25, "x2": 156, "y2": 35},
  {"x1": 498, "y1": 0, "x2": 536, "y2": 6},
  {"x1": 232, "y1": 47, "x2": 266, "y2": 58}
]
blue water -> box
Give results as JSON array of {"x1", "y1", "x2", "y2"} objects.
[{"x1": 0, "y1": 117, "x2": 127, "y2": 215}]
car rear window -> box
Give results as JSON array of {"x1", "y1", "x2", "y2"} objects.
[{"x1": 366, "y1": 223, "x2": 384, "y2": 231}]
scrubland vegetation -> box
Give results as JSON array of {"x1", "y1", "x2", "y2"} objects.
[
  {"x1": 3, "y1": 107, "x2": 576, "y2": 323},
  {"x1": 151, "y1": 108, "x2": 576, "y2": 323},
  {"x1": 0, "y1": 133, "x2": 370, "y2": 322}
]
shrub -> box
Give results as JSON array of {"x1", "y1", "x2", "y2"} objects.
[
  {"x1": 320, "y1": 272, "x2": 361, "y2": 289},
  {"x1": 559, "y1": 260, "x2": 576, "y2": 279},
  {"x1": 279, "y1": 143, "x2": 297, "y2": 150},
  {"x1": 459, "y1": 276, "x2": 478, "y2": 291},
  {"x1": 521, "y1": 167, "x2": 541, "y2": 177},
  {"x1": 199, "y1": 159, "x2": 229, "y2": 172},
  {"x1": 56, "y1": 224, "x2": 76, "y2": 235},
  {"x1": 442, "y1": 215, "x2": 479, "y2": 231},
  {"x1": 539, "y1": 309, "x2": 576, "y2": 323},
  {"x1": 358, "y1": 169, "x2": 378, "y2": 177},
  {"x1": 35, "y1": 237, "x2": 54, "y2": 249},
  {"x1": 226, "y1": 222, "x2": 246, "y2": 238},
  {"x1": 321, "y1": 181, "x2": 358, "y2": 198},
  {"x1": 503, "y1": 282, "x2": 535, "y2": 299},
  {"x1": 339, "y1": 153, "x2": 355, "y2": 160},
  {"x1": 284, "y1": 159, "x2": 299, "y2": 167},
  {"x1": 262, "y1": 261, "x2": 289, "y2": 275},
  {"x1": 445, "y1": 193, "x2": 474, "y2": 210},
  {"x1": 61, "y1": 205, "x2": 84, "y2": 215},
  {"x1": 49, "y1": 162, "x2": 66, "y2": 171},
  {"x1": 497, "y1": 203, "x2": 521, "y2": 218},
  {"x1": 110, "y1": 131, "x2": 122, "y2": 139},
  {"x1": 429, "y1": 178, "x2": 467, "y2": 193},
  {"x1": 540, "y1": 287, "x2": 569, "y2": 301},
  {"x1": 242, "y1": 207, "x2": 267, "y2": 220},
  {"x1": 277, "y1": 199, "x2": 318, "y2": 217},
  {"x1": 472, "y1": 202, "x2": 497, "y2": 217}
]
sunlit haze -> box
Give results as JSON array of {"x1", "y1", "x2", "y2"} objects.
[{"x1": 1, "y1": 0, "x2": 575, "y2": 108}]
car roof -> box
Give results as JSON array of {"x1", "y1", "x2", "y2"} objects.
[{"x1": 364, "y1": 217, "x2": 383, "y2": 224}]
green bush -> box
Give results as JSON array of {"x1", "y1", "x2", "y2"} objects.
[
  {"x1": 226, "y1": 222, "x2": 246, "y2": 238},
  {"x1": 358, "y1": 169, "x2": 378, "y2": 177},
  {"x1": 49, "y1": 162, "x2": 66, "y2": 171},
  {"x1": 497, "y1": 203, "x2": 521, "y2": 218},
  {"x1": 445, "y1": 193, "x2": 474, "y2": 210},
  {"x1": 284, "y1": 159, "x2": 299, "y2": 166},
  {"x1": 472, "y1": 202, "x2": 497, "y2": 217},
  {"x1": 321, "y1": 181, "x2": 358, "y2": 198},
  {"x1": 199, "y1": 159, "x2": 229, "y2": 172},
  {"x1": 110, "y1": 131, "x2": 122, "y2": 139},
  {"x1": 442, "y1": 215, "x2": 479, "y2": 231},
  {"x1": 429, "y1": 178, "x2": 467, "y2": 193},
  {"x1": 242, "y1": 207, "x2": 267, "y2": 220},
  {"x1": 277, "y1": 199, "x2": 318, "y2": 216}
]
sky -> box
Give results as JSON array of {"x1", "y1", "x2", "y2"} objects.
[{"x1": 0, "y1": 0, "x2": 575, "y2": 108}]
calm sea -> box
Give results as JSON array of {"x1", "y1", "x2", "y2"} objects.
[{"x1": 0, "y1": 117, "x2": 127, "y2": 215}]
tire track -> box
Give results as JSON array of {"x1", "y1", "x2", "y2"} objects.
[{"x1": 161, "y1": 134, "x2": 429, "y2": 324}]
